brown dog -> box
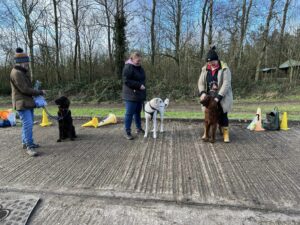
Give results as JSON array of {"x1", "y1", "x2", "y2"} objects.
[{"x1": 200, "y1": 94, "x2": 222, "y2": 143}]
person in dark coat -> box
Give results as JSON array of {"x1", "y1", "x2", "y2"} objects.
[
  {"x1": 122, "y1": 51, "x2": 146, "y2": 140},
  {"x1": 10, "y1": 47, "x2": 46, "y2": 156}
]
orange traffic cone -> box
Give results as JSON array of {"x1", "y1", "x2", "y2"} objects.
[
  {"x1": 280, "y1": 112, "x2": 290, "y2": 130},
  {"x1": 254, "y1": 107, "x2": 265, "y2": 131}
]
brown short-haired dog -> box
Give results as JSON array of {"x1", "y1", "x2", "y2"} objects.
[{"x1": 200, "y1": 94, "x2": 222, "y2": 143}]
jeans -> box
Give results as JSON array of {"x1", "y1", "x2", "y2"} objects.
[
  {"x1": 124, "y1": 101, "x2": 143, "y2": 133},
  {"x1": 18, "y1": 109, "x2": 34, "y2": 147}
]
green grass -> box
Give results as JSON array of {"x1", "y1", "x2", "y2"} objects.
[
  {"x1": 29, "y1": 106, "x2": 300, "y2": 121},
  {"x1": 1, "y1": 95, "x2": 300, "y2": 120}
]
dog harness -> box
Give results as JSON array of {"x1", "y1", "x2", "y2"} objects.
[{"x1": 144, "y1": 103, "x2": 159, "y2": 119}]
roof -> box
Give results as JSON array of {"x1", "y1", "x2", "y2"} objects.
[
  {"x1": 259, "y1": 67, "x2": 276, "y2": 72},
  {"x1": 279, "y1": 59, "x2": 300, "y2": 69}
]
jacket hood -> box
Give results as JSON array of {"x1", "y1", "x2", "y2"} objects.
[{"x1": 125, "y1": 59, "x2": 141, "y2": 67}]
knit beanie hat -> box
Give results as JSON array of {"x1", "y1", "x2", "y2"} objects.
[
  {"x1": 15, "y1": 47, "x2": 30, "y2": 63},
  {"x1": 206, "y1": 45, "x2": 219, "y2": 62}
]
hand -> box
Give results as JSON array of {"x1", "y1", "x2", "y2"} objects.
[
  {"x1": 214, "y1": 97, "x2": 219, "y2": 102},
  {"x1": 140, "y1": 85, "x2": 146, "y2": 90},
  {"x1": 41, "y1": 90, "x2": 46, "y2": 95},
  {"x1": 200, "y1": 93, "x2": 206, "y2": 101}
]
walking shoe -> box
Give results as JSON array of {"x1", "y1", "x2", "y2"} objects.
[
  {"x1": 124, "y1": 132, "x2": 134, "y2": 140},
  {"x1": 136, "y1": 128, "x2": 145, "y2": 134},
  {"x1": 25, "y1": 147, "x2": 39, "y2": 157},
  {"x1": 22, "y1": 143, "x2": 40, "y2": 149}
]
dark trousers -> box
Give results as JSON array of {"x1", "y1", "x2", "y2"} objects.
[
  {"x1": 124, "y1": 100, "x2": 143, "y2": 133},
  {"x1": 219, "y1": 103, "x2": 229, "y2": 127}
]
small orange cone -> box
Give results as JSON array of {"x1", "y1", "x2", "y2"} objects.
[
  {"x1": 280, "y1": 112, "x2": 290, "y2": 130},
  {"x1": 40, "y1": 109, "x2": 52, "y2": 127},
  {"x1": 255, "y1": 107, "x2": 265, "y2": 131}
]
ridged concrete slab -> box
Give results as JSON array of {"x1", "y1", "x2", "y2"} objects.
[
  {"x1": 0, "y1": 121, "x2": 299, "y2": 223},
  {"x1": 0, "y1": 194, "x2": 39, "y2": 225}
]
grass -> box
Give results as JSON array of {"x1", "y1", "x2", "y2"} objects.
[
  {"x1": 27, "y1": 106, "x2": 300, "y2": 121},
  {"x1": 1, "y1": 95, "x2": 300, "y2": 121}
]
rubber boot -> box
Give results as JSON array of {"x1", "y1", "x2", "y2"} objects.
[{"x1": 223, "y1": 127, "x2": 230, "y2": 143}]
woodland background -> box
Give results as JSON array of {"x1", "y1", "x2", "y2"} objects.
[{"x1": 0, "y1": 0, "x2": 299, "y2": 102}]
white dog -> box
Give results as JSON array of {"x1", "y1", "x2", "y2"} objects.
[{"x1": 144, "y1": 98, "x2": 169, "y2": 139}]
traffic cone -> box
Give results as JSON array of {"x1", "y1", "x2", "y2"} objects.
[
  {"x1": 40, "y1": 109, "x2": 52, "y2": 127},
  {"x1": 247, "y1": 116, "x2": 258, "y2": 131},
  {"x1": 254, "y1": 107, "x2": 265, "y2": 131},
  {"x1": 98, "y1": 113, "x2": 117, "y2": 127},
  {"x1": 82, "y1": 117, "x2": 99, "y2": 128},
  {"x1": 280, "y1": 112, "x2": 289, "y2": 130}
]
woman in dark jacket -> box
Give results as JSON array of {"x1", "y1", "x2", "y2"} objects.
[{"x1": 122, "y1": 51, "x2": 146, "y2": 140}]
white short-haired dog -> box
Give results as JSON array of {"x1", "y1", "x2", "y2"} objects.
[{"x1": 144, "y1": 98, "x2": 169, "y2": 139}]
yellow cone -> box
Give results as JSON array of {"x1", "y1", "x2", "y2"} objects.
[
  {"x1": 98, "y1": 113, "x2": 117, "y2": 127},
  {"x1": 280, "y1": 112, "x2": 290, "y2": 130},
  {"x1": 40, "y1": 109, "x2": 52, "y2": 127},
  {"x1": 255, "y1": 107, "x2": 265, "y2": 131},
  {"x1": 82, "y1": 117, "x2": 99, "y2": 128}
]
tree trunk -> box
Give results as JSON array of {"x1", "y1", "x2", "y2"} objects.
[
  {"x1": 114, "y1": 0, "x2": 127, "y2": 79},
  {"x1": 175, "y1": 0, "x2": 181, "y2": 66},
  {"x1": 237, "y1": 0, "x2": 253, "y2": 68},
  {"x1": 208, "y1": 0, "x2": 213, "y2": 45},
  {"x1": 150, "y1": 0, "x2": 156, "y2": 66},
  {"x1": 278, "y1": 0, "x2": 291, "y2": 65},
  {"x1": 53, "y1": 0, "x2": 61, "y2": 82},
  {"x1": 255, "y1": 0, "x2": 275, "y2": 81},
  {"x1": 103, "y1": 0, "x2": 113, "y2": 72},
  {"x1": 200, "y1": 0, "x2": 209, "y2": 59},
  {"x1": 70, "y1": 0, "x2": 81, "y2": 81}
]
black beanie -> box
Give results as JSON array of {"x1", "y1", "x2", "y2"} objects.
[{"x1": 206, "y1": 45, "x2": 219, "y2": 62}]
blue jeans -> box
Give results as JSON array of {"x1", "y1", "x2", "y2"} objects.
[
  {"x1": 124, "y1": 101, "x2": 143, "y2": 133},
  {"x1": 18, "y1": 109, "x2": 34, "y2": 146}
]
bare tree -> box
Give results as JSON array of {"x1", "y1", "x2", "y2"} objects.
[
  {"x1": 94, "y1": 0, "x2": 114, "y2": 72},
  {"x1": 52, "y1": 0, "x2": 61, "y2": 82},
  {"x1": 200, "y1": 0, "x2": 209, "y2": 59},
  {"x1": 278, "y1": 0, "x2": 292, "y2": 64},
  {"x1": 237, "y1": 0, "x2": 253, "y2": 68},
  {"x1": 208, "y1": 0, "x2": 213, "y2": 45},
  {"x1": 150, "y1": 0, "x2": 156, "y2": 66},
  {"x1": 255, "y1": 0, "x2": 276, "y2": 81},
  {"x1": 114, "y1": 0, "x2": 127, "y2": 78}
]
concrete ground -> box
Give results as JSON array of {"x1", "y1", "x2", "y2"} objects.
[{"x1": 0, "y1": 120, "x2": 299, "y2": 224}]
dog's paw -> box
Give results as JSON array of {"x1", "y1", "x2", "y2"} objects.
[
  {"x1": 153, "y1": 134, "x2": 157, "y2": 139},
  {"x1": 160, "y1": 130, "x2": 164, "y2": 133},
  {"x1": 70, "y1": 138, "x2": 75, "y2": 141},
  {"x1": 144, "y1": 134, "x2": 147, "y2": 138},
  {"x1": 57, "y1": 139, "x2": 62, "y2": 142}
]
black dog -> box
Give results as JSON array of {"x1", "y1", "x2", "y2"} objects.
[{"x1": 55, "y1": 96, "x2": 77, "y2": 142}]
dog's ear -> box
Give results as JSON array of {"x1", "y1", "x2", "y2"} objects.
[
  {"x1": 164, "y1": 98, "x2": 169, "y2": 107},
  {"x1": 200, "y1": 96, "x2": 210, "y2": 107},
  {"x1": 155, "y1": 98, "x2": 161, "y2": 106}
]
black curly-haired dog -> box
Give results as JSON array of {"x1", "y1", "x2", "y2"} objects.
[{"x1": 55, "y1": 96, "x2": 77, "y2": 142}]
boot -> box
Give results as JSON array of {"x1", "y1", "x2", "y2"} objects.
[{"x1": 223, "y1": 127, "x2": 230, "y2": 143}]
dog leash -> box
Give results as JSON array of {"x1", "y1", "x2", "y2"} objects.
[{"x1": 42, "y1": 106, "x2": 65, "y2": 121}]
